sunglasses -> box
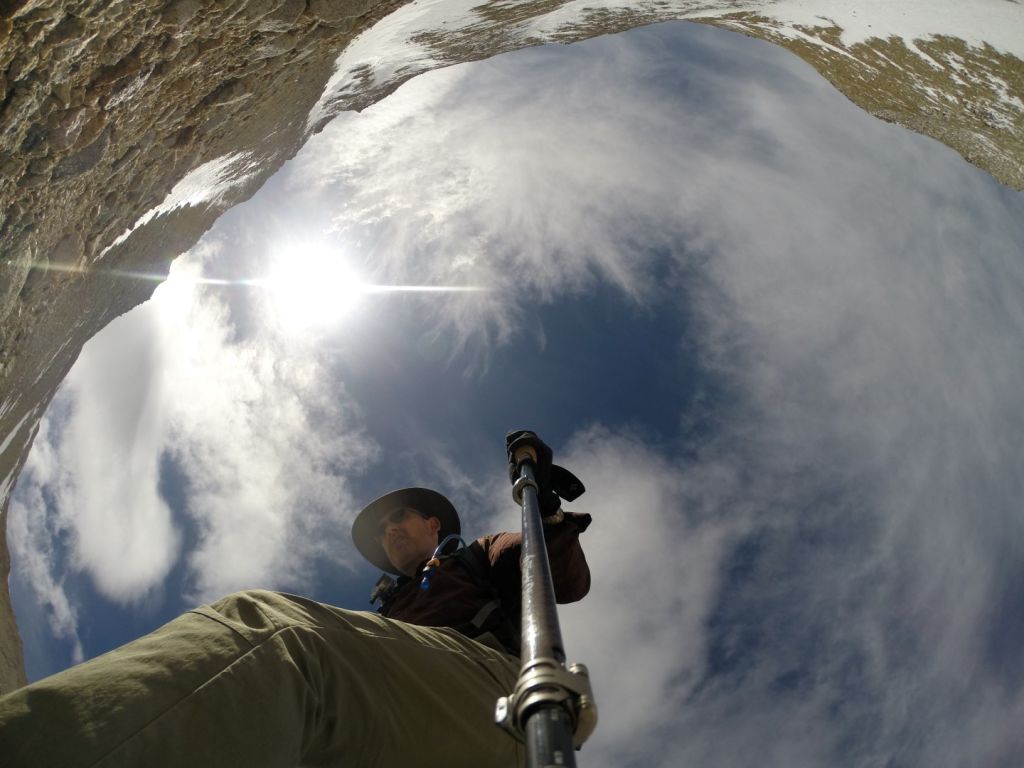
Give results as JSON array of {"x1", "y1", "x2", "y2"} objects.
[{"x1": 375, "y1": 508, "x2": 426, "y2": 539}]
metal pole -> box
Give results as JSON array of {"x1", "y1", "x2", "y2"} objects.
[
  {"x1": 495, "y1": 451, "x2": 598, "y2": 767},
  {"x1": 518, "y1": 460, "x2": 575, "y2": 768},
  {"x1": 518, "y1": 461, "x2": 566, "y2": 664}
]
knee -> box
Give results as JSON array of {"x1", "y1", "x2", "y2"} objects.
[
  {"x1": 205, "y1": 589, "x2": 288, "y2": 635},
  {"x1": 209, "y1": 588, "x2": 279, "y2": 612}
]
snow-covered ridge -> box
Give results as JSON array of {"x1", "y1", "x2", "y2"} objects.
[
  {"x1": 755, "y1": 0, "x2": 1024, "y2": 59},
  {"x1": 311, "y1": 0, "x2": 1023, "y2": 124},
  {"x1": 306, "y1": 0, "x2": 1023, "y2": 193}
]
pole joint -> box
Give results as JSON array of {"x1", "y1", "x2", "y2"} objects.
[
  {"x1": 495, "y1": 657, "x2": 598, "y2": 749},
  {"x1": 511, "y1": 473, "x2": 538, "y2": 505}
]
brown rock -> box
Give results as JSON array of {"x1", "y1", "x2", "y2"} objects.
[
  {"x1": 307, "y1": 0, "x2": 350, "y2": 24},
  {"x1": 3, "y1": 77, "x2": 45, "y2": 137},
  {"x1": 52, "y1": 124, "x2": 110, "y2": 179},
  {"x1": 5, "y1": 49, "x2": 38, "y2": 82},
  {"x1": 72, "y1": 109, "x2": 106, "y2": 150},
  {"x1": 0, "y1": 239, "x2": 33, "y2": 325},
  {"x1": 160, "y1": 0, "x2": 201, "y2": 27},
  {"x1": 0, "y1": 0, "x2": 31, "y2": 18},
  {"x1": 17, "y1": 169, "x2": 47, "y2": 187},
  {"x1": 50, "y1": 81, "x2": 72, "y2": 107},
  {"x1": 92, "y1": 51, "x2": 143, "y2": 89},
  {"x1": 173, "y1": 40, "x2": 200, "y2": 66},
  {"x1": 253, "y1": 31, "x2": 298, "y2": 60},
  {"x1": 164, "y1": 123, "x2": 194, "y2": 149},
  {"x1": 97, "y1": 31, "x2": 135, "y2": 67},
  {"x1": 45, "y1": 13, "x2": 84, "y2": 46},
  {"x1": 196, "y1": 35, "x2": 227, "y2": 56},
  {"x1": 225, "y1": 0, "x2": 278, "y2": 24},
  {"x1": 20, "y1": 0, "x2": 59, "y2": 25},
  {"x1": 110, "y1": 145, "x2": 139, "y2": 173},
  {"x1": 27, "y1": 155, "x2": 53, "y2": 174},
  {"x1": 18, "y1": 123, "x2": 47, "y2": 155},
  {"x1": 263, "y1": 0, "x2": 305, "y2": 29},
  {"x1": 0, "y1": 155, "x2": 23, "y2": 177},
  {"x1": 163, "y1": 76, "x2": 194, "y2": 101},
  {"x1": 38, "y1": 93, "x2": 60, "y2": 118},
  {"x1": 202, "y1": 77, "x2": 253, "y2": 108},
  {"x1": 104, "y1": 63, "x2": 154, "y2": 109},
  {"x1": 68, "y1": 84, "x2": 87, "y2": 108},
  {"x1": 50, "y1": 230, "x2": 83, "y2": 268},
  {"x1": 308, "y1": 0, "x2": 376, "y2": 24},
  {"x1": 21, "y1": 17, "x2": 48, "y2": 47},
  {"x1": 48, "y1": 15, "x2": 100, "y2": 65},
  {"x1": 47, "y1": 105, "x2": 89, "y2": 150},
  {"x1": 159, "y1": 31, "x2": 182, "y2": 58}
]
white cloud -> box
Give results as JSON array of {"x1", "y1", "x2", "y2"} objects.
[
  {"x1": 14, "y1": 238, "x2": 379, "y2": 610},
  {"x1": 146, "y1": 242, "x2": 379, "y2": 601},
  {"x1": 10, "y1": 306, "x2": 180, "y2": 607},
  {"x1": 557, "y1": 426, "x2": 736, "y2": 766},
  {"x1": 55, "y1": 304, "x2": 181, "y2": 603},
  {"x1": 7, "y1": 415, "x2": 84, "y2": 665}
]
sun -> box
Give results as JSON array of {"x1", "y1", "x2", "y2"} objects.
[{"x1": 265, "y1": 242, "x2": 365, "y2": 331}]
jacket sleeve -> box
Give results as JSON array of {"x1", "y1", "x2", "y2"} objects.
[{"x1": 482, "y1": 510, "x2": 592, "y2": 606}]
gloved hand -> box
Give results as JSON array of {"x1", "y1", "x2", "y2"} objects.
[
  {"x1": 506, "y1": 430, "x2": 553, "y2": 488},
  {"x1": 505, "y1": 430, "x2": 585, "y2": 519}
]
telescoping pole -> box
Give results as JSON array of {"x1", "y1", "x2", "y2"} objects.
[{"x1": 496, "y1": 445, "x2": 597, "y2": 767}]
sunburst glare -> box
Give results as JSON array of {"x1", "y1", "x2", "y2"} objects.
[{"x1": 265, "y1": 242, "x2": 366, "y2": 331}]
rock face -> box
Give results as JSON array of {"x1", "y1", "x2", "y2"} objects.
[{"x1": 1, "y1": 0, "x2": 1021, "y2": 693}]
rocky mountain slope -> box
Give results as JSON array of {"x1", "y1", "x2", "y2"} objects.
[{"x1": 1, "y1": 0, "x2": 1021, "y2": 692}]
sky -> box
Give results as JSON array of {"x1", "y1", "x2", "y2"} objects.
[{"x1": 9, "y1": 16, "x2": 1024, "y2": 768}]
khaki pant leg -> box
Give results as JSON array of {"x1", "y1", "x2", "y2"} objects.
[{"x1": 0, "y1": 590, "x2": 524, "y2": 768}]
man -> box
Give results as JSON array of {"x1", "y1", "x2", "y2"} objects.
[
  {"x1": 0, "y1": 436, "x2": 592, "y2": 767},
  {"x1": 354, "y1": 486, "x2": 591, "y2": 659}
]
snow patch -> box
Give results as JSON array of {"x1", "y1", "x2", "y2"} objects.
[
  {"x1": 0, "y1": 472, "x2": 15, "y2": 509},
  {"x1": 33, "y1": 337, "x2": 77, "y2": 386},
  {"x1": 988, "y1": 73, "x2": 1024, "y2": 113},
  {"x1": 307, "y1": 0, "x2": 482, "y2": 130},
  {"x1": 0, "y1": 409, "x2": 34, "y2": 458},
  {"x1": 757, "y1": 0, "x2": 1024, "y2": 59},
  {"x1": 98, "y1": 152, "x2": 258, "y2": 261},
  {"x1": 0, "y1": 396, "x2": 19, "y2": 422}
]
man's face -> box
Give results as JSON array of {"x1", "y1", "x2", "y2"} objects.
[{"x1": 376, "y1": 507, "x2": 441, "y2": 577}]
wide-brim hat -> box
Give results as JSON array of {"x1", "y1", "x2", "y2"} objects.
[{"x1": 352, "y1": 487, "x2": 461, "y2": 574}]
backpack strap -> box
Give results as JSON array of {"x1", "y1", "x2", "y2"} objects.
[
  {"x1": 448, "y1": 545, "x2": 520, "y2": 655},
  {"x1": 469, "y1": 598, "x2": 502, "y2": 630}
]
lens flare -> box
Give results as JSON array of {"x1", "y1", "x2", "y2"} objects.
[{"x1": 266, "y1": 243, "x2": 366, "y2": 330}]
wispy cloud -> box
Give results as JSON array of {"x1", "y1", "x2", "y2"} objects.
[
  {"x1": 15, "y1": 307, "x2": 180, "y2": 606},
  {"x1": 8, "y1": 415, "x2": 84, "y2": 665},
  {"x1": 556, "y1": 426, "x2": 737, "y2": 764}
]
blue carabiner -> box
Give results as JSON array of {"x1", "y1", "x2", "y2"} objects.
[{"x1": 419, "y1": 534, "x2": 467, "y2": 591}]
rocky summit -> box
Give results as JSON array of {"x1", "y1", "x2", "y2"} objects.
[{"x1": 1, "y1": 0, "x2": 1021, "y2": 692}]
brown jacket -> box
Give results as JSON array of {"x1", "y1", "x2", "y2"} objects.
[{"x1": 379, "y1": 512, "x2": 592, "y2": 653}]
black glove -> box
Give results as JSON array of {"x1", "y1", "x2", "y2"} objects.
[
  {"x1": 506, "y1": 430, "x2": 585, "y2": 517},
  {"x1": 506, "y1": 430, "x2": 553, "y2": 488}
]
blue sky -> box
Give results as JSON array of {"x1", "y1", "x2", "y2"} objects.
[{"x1": 9, "y1": 19, "x2": 1024, "y2": 768}]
